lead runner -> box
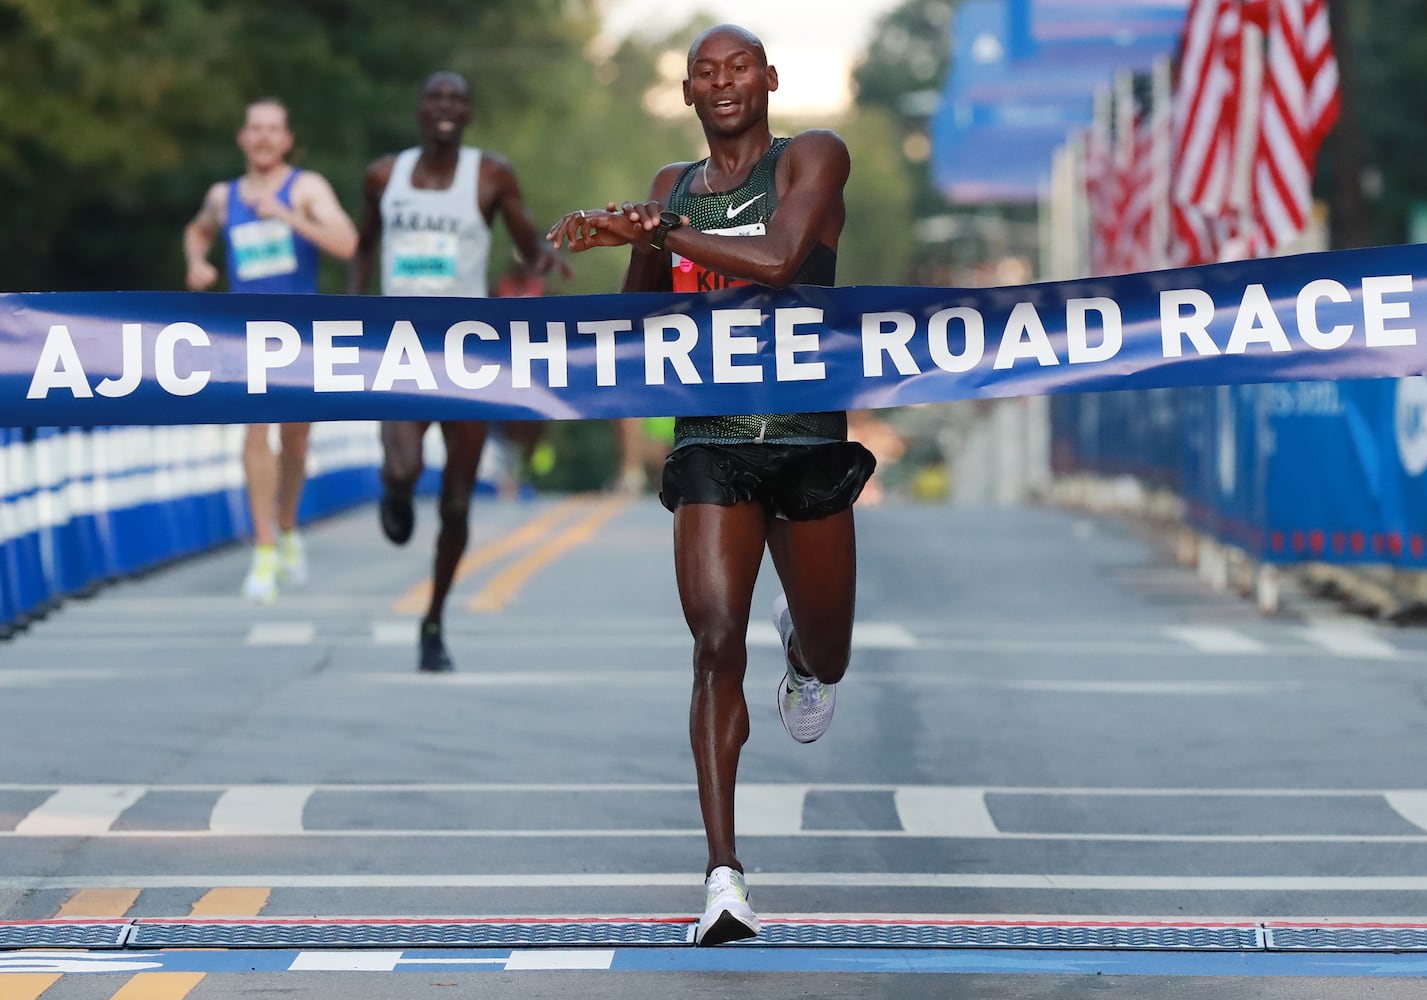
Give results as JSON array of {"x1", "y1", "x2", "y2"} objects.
[{"x1": 547, "y1": 23, "x2": 876, "y2": 946}]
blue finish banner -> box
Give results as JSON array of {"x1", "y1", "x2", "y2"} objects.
[{"x1": 4, "y1": 243, "x2": 1426, "y2": 426}]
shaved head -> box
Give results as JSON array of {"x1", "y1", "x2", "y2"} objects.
[
  {"x1": 687, "y1": 24, "x2": 767, "y2": 71},
  {"x1": 421, "y1": 70, "x2": 470, "y2": 98}
]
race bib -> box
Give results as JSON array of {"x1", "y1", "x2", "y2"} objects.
[
  {"x1": 671, "y1": 222, "x2": 764, "y2": 293},
  {"x1": 389, "y1": 231, "x2": 459, "y2": 294},
  {"x1": 229, "y1": 219, "x2": 298, "y2": 281}
]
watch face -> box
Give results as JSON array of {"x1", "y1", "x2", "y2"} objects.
[{"x1": 659, "y1": 210, "x2": 682, "y2": 228}]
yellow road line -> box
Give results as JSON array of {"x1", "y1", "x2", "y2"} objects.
[
  {"x1": 188, "y1": 887, "x2": 269, "y2": 917},
  {"x1": 469, "y1": 496, "x2": 629, "y2": 613},
  {"x1": 392, "y1": 496, "x2": 593, "y2": 615},
  {"x1": 0, "y1": 974, "x2": 61, "y2": 1000},
  {"x1": 109, "y1": 972, "x2": 205, "y2": 1000},
  {"x1": 53, "y1": 888, "x2": 139, "y2": 918}
]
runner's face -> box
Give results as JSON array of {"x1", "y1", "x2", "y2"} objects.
[
  {"x1": 684, "y1": 34, "x2": 777, "y2": 136},
  {"x1": 237, "y1": 104, "x2": 293, "y2": 171},
  {"x1": 417, "y1": 79, "x2": 471, "y2": 145}
]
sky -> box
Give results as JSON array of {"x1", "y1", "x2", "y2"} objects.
[{"x1": 597, "y1": 0, "x2": 908, "y2": 116}]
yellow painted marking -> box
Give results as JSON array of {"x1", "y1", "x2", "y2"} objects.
[
  {"x1": 109, "y1": 972, "x2": 205, "y2": 999},
  {"x1": 392, "y1": 496, "x2": 592, "y2": 615},
  {"x1": 469, "y1": 497, "x2": 629, "y2": 613},
  {"x1": 0, "y1": 974, "x2": 61, "y2": 1000},
  {"x1": 188, "y1": 887, "x2": 270, "y2": 916},
  {"x1": 53, "y1": 888, "x2": 139, "y2": 918}
]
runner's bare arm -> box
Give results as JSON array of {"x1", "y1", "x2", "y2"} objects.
[
  {"x1": 183, "y1": 182, "x2": 227, "y2": 291},
  {"x1": 482, "y1": 155, "x2": 572, "y2": 279},
  {"x1": 620, "y1": 164, "x2": 687, "y2": 293},
  {"x1": 279, "y1": 172, "x2": 358, "y2": 260},
  {"x1": 347, "y1": 157, "x2": 395, "y2": 294}
]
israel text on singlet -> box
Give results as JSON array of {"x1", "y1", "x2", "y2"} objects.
[{"x1": 665, "y1": 137, "x2": 845, "y2": 447}]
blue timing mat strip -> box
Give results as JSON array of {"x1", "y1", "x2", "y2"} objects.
[
  {"x1": 4, "y1": 244, "x2": 1425, "y2": 425},
  {"x1": 7, "y1": 948, "x2": 1427, "y2": 977}
]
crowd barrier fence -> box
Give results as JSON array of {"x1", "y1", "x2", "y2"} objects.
[
  {"x1": 1052, "y1": 378, "x2": 1427, "y2": 573},
  {"x1": 0, "y1": 422, "x2": 384, "y2": 634}
]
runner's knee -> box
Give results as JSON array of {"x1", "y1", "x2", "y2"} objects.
[
  {"x1": 689, "y1": 622, "x2": 748, "y2": 680},
  {"x1": 795, "y1": 628, "x2": 851, "y2": 684},
  {"x1": 437, "y1": 494, "x2": 471, "y2": 529}
]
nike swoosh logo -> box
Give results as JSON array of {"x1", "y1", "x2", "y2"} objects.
[{"x1": 727, "y1": 193, "x2": 766, "y2": 219}]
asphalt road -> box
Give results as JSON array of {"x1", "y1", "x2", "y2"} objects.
[{"x1": 4, "y1": 493, "x2": 1427, "y2": 998}]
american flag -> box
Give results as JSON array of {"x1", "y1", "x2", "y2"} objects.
[
  {"x1": 1170, "y1": 0, "x2": 1246, "y2": 265},
  {"x1": 1122, "y1": 112, "x2": 1159, "y2": 272},
  {"x1": 1085, "y1": 90, "x2": 1118, "y2": 275},
  {"x1": 1251, "y1": 0, "x2": 1341, "y2": 253}
]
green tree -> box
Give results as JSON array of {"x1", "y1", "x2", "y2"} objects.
[
  {"x1": 1327, "y1": 0, "x2": 1427, "y2": 246},
  {"x1": 0, "y1": 0, "x2": 602, "y2": 292}
]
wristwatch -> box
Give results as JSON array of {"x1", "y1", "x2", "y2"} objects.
[{"x1": 648, "y1": 210, "x2": 684, "y2": 252}]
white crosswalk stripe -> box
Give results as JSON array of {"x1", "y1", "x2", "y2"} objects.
[
  {"x1": 3, "y1": 784, "x2": 1426, "y2": 842},
  {"x1": 1163, "y1": 626, "x2": 1268, "y2": 654}
]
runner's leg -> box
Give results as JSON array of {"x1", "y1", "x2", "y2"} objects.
[
  {"x1": 765, "y1": 508, "x2": 858, "y2": 685},
  {"x1": 426, "y1": 421, "x2": 487, "y2": 625},
  {"x1": 379, "y1": 420, "x2": 429, "y2": 545},
  {"x1": 243, "y1": 424, "x2": 279, "y2": 547},
  {"x1": 275, "y1": 422, "x2": 312, "y2": 534},
  {"x1": 674, "y1": 501, "x2": 768, "y2": 875}
]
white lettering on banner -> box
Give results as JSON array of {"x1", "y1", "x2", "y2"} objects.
[
  {"x1": 1067, "y1": 298, "x2": 1123, "y2": 364},
  {"x1": 577, "y1": 319, "x2": 632, "y2": 387},
  {"x1": 1363, "y1": 274, "x2": 1416, "y2": 347},
  {"x1": 96, "y1": 323, "x2": 144, "y2": 397},
  {"x1": 27, "y1": 325, "x2": 93, "y2": 399},
  {"x1": 994, "y1": 302, "x2": 1059, "y2": 370},
  {"x1": 1297, "y1": 279, "x2": 1354, "y2": 349},
  {"x1": 1226, "y1": 284, "x2": 1293, "y2": 354},
  {"x1": 862, "y1": 312, "x2": 919, "y2": 377},
  {"x1": 154, "y1": 322, "x2": 211, "y2": 396},
  {"x1": 711, "y1": 308, "x2": 763, "y2": 384},
  {"x1": 1160, "y1": 289, "x2": 1221, "y2": 358},
  {"x1": 15, "y1": 271, "x2": 1421, "y2": 413},
  {"x1": 928, "y1": 307, "x2": 984, "y2": 373},
  {"x1": 374, "y1": 321, "x2": 438, "y2": 391},
  {"x1": 313, "y1": 320, "x2": 365, "y2": 393},
  {"x1": 643, "y1": 313, "x2": 701, "y2": 386},
  {"x1": 775, "y1": 307, "x2": 825, "y2": 382},
  {"x1": 511, "y1": 321, "x2": 568, "y2": 389},
  {"x1": 444, "y1": 321, "x2": 499, "y2": 390},
  {"x1": 246, "y1": 321, "x2": 302, "y2": 394}
]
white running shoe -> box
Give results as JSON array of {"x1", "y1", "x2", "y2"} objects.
[
  {"x1": 773, "y1": 592, "x2": 837, "y2": 743},
  {"x1": 695, "y1": 866, "x2": 760, "y2": 946},
  {"x1": 241, "y1": 546, "x2": 279, "y2": 604},
  {"x1": 278, "y1": 530, "x2": 308, "y2": 587}
]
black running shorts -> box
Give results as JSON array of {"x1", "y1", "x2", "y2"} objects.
[{"x1": 659, "y1": 441, "x2": 877, "y2": 521}]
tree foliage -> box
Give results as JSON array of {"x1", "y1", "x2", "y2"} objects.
[
  {"x1": 0, "y1": 0, "x2": 685, "y2": 293},
  {"x1": 1335, "y1": 0, "x2": 1427, "y2": 245}
]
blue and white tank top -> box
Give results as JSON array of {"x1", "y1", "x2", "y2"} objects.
[
  {"x1": 379, "y1": 147, "x2": 491, "y2": 297},
  {"x1": 223, "y1": 169, "x2": 320, "y2": 294}
]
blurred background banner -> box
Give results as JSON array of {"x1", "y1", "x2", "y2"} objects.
[{"x1": 931, "y1": 0, "x2": 1189, "y2": 203}]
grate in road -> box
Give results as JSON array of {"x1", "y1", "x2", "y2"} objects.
[{"x1": 0, "y1": 921, "x2": 128, "y2": 949}]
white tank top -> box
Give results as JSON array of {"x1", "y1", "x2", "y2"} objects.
[{"x1": 379, "y1": 146, "x2": 491, "y2": 297}]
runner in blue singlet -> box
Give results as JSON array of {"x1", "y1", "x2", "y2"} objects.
[{"x1": 183, "y1": 98, "x2": 358, "y2": 604}]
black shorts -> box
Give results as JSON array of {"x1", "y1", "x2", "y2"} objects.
[{"x1": 659, "y1": 441, "x2": 877, "y2": 521}]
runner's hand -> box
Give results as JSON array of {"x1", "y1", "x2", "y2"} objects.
[
  {"x1": 619, "y1": 201, "x2": 665, "y2": 233},
  {"x1": 546, "y1": 209, "x2": 641, "y2": 252},
  {"x1": 249, "y1": 192, "x2": 292, "y2": 223},
  {"x1": 186, "y1": 258, "x2": 218, "y2": 291}
]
